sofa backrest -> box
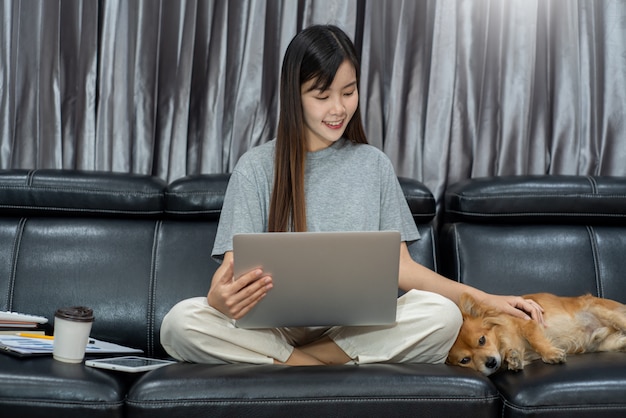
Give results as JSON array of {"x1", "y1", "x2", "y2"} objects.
[
  {"x1": 0, "y1": 169, "x2": 437, "y2": 358},
  {"x1": 440, "y1": 175, "x2": 626, "y2": 304}
]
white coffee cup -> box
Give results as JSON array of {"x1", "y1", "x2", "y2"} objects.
[{"x1": 52, "y1": 306, "x2": 95, "y2": 363}]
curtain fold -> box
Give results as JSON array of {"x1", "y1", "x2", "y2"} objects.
[{"x1": 0, "y1": 0, "x2": 624, "y2": 199}]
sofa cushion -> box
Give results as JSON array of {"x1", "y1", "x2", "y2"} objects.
[
  {"x1": 0, "y1": 355, "x2": 129, "y2": 418},
  {"x1": 164, "y1": 174, "x2": 229, "y2": 220},
  {"x1": 126, "y1": 363, "x2": 501, "y2": 418},
  {"x1": 151, "y1": 220, "x2": 221, "y2": 357},
  {"x1": 490, "y1": 352, "x2": 626, "y2": 417},
  {"x1": 440, "y1": 223, "x2": 626, "y2": 302},
  {"x1": 441, "y1": 176, "x2": 626, "y2": 303},
  {"x1": 2, "y1": 218, "x2": 164, "y2": 354},
  {"x1": 0, "y1": 169, "x2": 166, "y2": 217},
  {"x1": 398, "y1": 177, "x2": 436, "y2": 224},
  {"x1": 445, "y1": 175, "x2": 626, "y2": 224}
]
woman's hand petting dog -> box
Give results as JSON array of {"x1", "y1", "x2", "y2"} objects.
[{"x1": 477, "y1": 294, "x2": 546, "y2": 326}]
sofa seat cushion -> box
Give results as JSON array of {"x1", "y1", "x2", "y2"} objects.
[
  {"x1": 126, "y1": 363, "x2": 500, "y2": 418},
  {"x1": 490, "y1": 352, "x2": 626, "y2": 417},
  {"x1": 0, "y1": 355, "x2": 131, "y2": 418}
]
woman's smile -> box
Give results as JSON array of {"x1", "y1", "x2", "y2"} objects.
[{"x1": 323, "y1": 119, "x2": 344, "y2": 129}]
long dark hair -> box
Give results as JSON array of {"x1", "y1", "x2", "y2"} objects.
[{"x1": 268, "y1": 25, "x2": 368, "y2": 232}]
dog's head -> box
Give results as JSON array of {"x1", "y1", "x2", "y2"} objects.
[{"x1": 446, "y1": 293, "x2": 507, "y2": 376}]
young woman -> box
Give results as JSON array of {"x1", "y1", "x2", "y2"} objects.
[{"x1": 160, "y1": 25, "x2": 543, "y2": 365}]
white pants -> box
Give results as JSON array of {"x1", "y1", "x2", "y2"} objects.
[{"x1": 160, "y1": 289, "x2": 462, "y2": 365}]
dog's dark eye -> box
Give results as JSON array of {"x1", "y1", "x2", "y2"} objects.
[
  {"x1": 478, "y1": 336, "x2": 486, "y2": 346},
  {"x1": 460, "y1": 357, "x2": 471, "y2": 365}
]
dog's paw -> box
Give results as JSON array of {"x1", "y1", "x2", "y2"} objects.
[
  {"x1": 505, "y1": 349, "x2": 524, "y2": 371},
  {"x1": 541, "y1": 348, "x2": 567, "y2": 364},
  {"x1": 615, "y1": 335, "x2": 626, "y2": 352}
]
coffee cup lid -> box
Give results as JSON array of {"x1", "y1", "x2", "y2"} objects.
[{"x1": 55, "y1": 306, "x2": 94, "y2": 322}]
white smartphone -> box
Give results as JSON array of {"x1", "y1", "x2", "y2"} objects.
[{"x1": 85, "y1": 356, "x2": 176, "y2": 373}]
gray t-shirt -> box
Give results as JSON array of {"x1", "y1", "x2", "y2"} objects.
[{"x1": 212, "y1": 138, "x2": 419, "y2": 260}]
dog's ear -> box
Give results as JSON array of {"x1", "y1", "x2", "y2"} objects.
[
  {"x1": 459, "y1": 293, "x2": 486, "y2": 317},
  {"x1": 459, "y1": 293, "x2": 502, "y2": 321},
  {"x1": 483, "y1": 315, "x2": 508, "y2": 328}
]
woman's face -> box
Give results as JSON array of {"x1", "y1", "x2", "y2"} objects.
[{"x1": 300, "y1": 60, "x2": 359, "y2": 152}]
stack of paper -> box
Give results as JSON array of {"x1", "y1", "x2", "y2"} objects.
[
  {"x1": 0, "y1": 312, "x2": 50, "y2": 335},
  {"x1": 0, "y1": 335, "x2": 143, "y2": 357}
]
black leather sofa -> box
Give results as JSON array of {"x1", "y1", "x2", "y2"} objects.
[{"x1": 0, "y1": 169, "x2": 624, "y2": 417}]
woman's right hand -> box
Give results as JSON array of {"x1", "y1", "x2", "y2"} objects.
[{"x1": 207, "y1": 252, "x2": 273, "y2": 319}]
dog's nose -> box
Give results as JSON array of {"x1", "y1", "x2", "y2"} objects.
[{"x1": 486, "y1": 357, "x2": 498, "y2": 369}]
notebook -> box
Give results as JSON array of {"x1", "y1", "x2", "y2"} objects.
[{"x1": 232, "y1": 231, "x2": 401, "y2": 328}]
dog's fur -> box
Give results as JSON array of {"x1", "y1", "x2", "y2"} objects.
[{"x1": 446, "y1": 293, "x2": 626, "y2": 376}]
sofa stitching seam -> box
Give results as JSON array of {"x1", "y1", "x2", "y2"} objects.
[
  {"x1": 447, "y1": 209, "x2": 626, "y2": 217},
  {"x1": 452, "y1": 193, "x2": 626, "y2": 200},
  {"x1": 587, "y1": 226, "x2": 603, "y2": 297},
  {"x1": 0, "y1": 185, "x2": 163, "y2": 197},
  {"x1": 125, "y1": 396, "x2": 501, "y2": 405},
  {"x1": 503, "y1": 399, "x2": 626, "y2": 412},
  {"x1": 146, "y1": 221, "x2": 161, "y2": 357},
  {"x1": 6, "y1": 218, "x2": 26, "y2": 311},
  {"x1": 164, "y1": 209, "x2": 221, "y2": 214},
  {"x1": 26, "y1": 169, "x2": 36, "y2": 186},
  {"x1": 0, "y1": 205, "x2": 161, "y2": 214},
  {"x1": 429, "y1": 226, "x2": 438, "y2": 272},
  {"x1": 452, "y1": 224, "x2": 462, "y2": 282},
  {"x1": 164, "y1": 191, "x2": 224, "y2": 197},
  {"x1": 586, "y1": 175, "x2": 598, "y2": 194}
]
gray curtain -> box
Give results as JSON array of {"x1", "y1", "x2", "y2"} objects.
[{"x1": 1, "y1": 0, "x2": 625, "y2": 205}]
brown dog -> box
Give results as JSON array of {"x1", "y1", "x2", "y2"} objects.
[{"x1": 446, "y1": 292, "x2": 626, "y2": 376}]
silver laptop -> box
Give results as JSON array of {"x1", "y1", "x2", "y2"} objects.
[{"x1": 232, "y1": 231, "x2": 400, "y2": 329}]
